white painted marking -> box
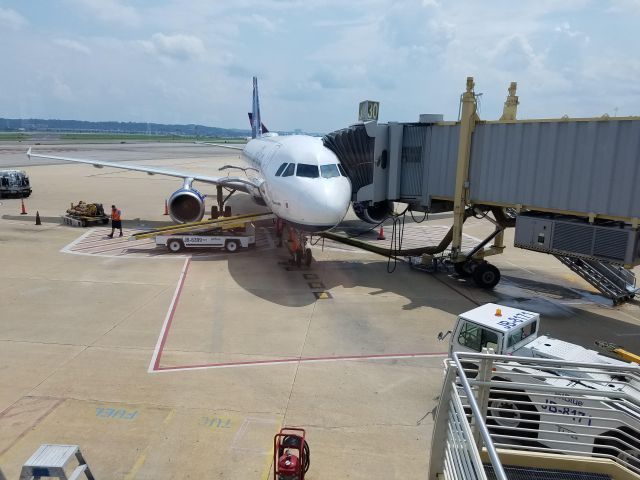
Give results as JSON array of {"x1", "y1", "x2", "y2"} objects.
[
  {"x1": 59, "y1": 227, "x2": 94, "y2": 254},
  {"x1": 148, "y1": 257, "x2": 191, "y2": 372},
  {"x1": 231, "y1": 417, "x2": 280, "y2": 454},
  {"x1": 60, "y1": 226, "x2": 275, "y2": 259}
]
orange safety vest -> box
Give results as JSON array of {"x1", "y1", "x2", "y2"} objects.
[{"x1": 111, "y1": 209, "x2": 121, "y2": 221}]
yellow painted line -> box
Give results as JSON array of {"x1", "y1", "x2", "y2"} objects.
[
  {"x1": 124, "y1": 409, "x2": 175, "y2": 480},
  {"x1": 124, "y1": 451, "x2": 148, "y2": 480},
  {"x1": 163, "y1": 409, "x2": 176, "y2": 425},
  {"x1": 260, "y1": 420, "x2": 282, "y2": 480}
]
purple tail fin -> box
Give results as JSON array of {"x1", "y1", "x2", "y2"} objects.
[{"x1": 248, "y1": 112, "x2": 269, "y2": 134}]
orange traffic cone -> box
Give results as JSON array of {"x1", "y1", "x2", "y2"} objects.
[
  {"x1": 20, "y1": 198, "x2": 27, "y2": 215},
  {"x1": 35, "y1": 211, "x2": 41, "y2": 225},
  {"x1": 377, "y1": 226, "x2": 386, "y2": 240},
  {"x1": 163, "y1": 199, "x2": 169, "y2": 215}
]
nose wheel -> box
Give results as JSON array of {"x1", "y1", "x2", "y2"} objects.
[
  {"x1": 286, "y1": 225, "x2": 313, "y2": 268},
  {"x1": 293, "y1": 247, "x2": 313, "y2": 267}
]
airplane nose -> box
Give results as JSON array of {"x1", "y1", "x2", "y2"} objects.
[
  {"x1": 324, "y1": 180, "x2": 351, "y2": 224},
  {"x1": 295, "y1": 178, "x2": 351, "y2": 229}
]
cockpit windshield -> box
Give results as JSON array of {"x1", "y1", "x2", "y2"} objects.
[
  {"x1": 296, "y1": 164, "x2": 319, "y2": 178},
  {"x1": 320, "y1": 164, "x2": 340, "y2": 178},
  {"x1": 282, "y1": 163, "x2": 295, "y2": 177},
  {"x1": 275, "y1": 163, "x2": 288, "y2": 176}
]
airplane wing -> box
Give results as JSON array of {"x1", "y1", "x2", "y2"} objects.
[
  {"x1": 194, "y1": 141, "x2": 245, "y2": 150},
  {"x1": 26, "y1": 147, "x2": 259, "y2": 194}
]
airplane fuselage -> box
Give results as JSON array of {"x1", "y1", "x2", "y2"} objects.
[{"x1": 242, "y1": 135, "x2": 352, "y2": 231}]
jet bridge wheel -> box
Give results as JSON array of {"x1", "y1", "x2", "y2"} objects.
[
  {"x1": 472, "y1": 262, "x2": 501, "y2": 289},
  {"x1": 454, "y1": 261, "x2": 474, "y2": 278}
]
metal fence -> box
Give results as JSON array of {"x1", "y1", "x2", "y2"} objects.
[{"x1": 429, "y1": 352, "x2": 640, "y2": 479}]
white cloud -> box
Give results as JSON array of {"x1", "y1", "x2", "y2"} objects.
[
  {"x1": 2, "y1": 0, "x2": 640, "y2": 131},
  {"x1": 54, "y1": 38, "x2": 92, "y2": 55},
  {"x1": 69, "y1": 0, "x2": 139, "y2": 27},
  {"x1": 0, "y1": 7, "x2": 27, "y2": 30},
  {"x1": 247, "y1": 13, "x2": 277, "y2": 32},
  {"x1": 140, "y1": 33, "x2": 206, "y2": 62},
  {"x1": 52, "y1": 77, "x2": 74, "y2": 101},
  {"x1": 608, "y1": 0, "x2": 640, "y2": 14},
  {"x1": 490, "y1": 35, "x2": 541, "y2": 72}
]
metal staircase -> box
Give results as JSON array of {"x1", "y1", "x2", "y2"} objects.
[{"x1": 555, "y1": 255, "x2": 638, "y2": 304}]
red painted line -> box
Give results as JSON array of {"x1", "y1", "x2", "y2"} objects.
[
  {"x1": 154, "y1": 257, "x2": 191, "y2": 370},
  {"x1": 149, "y1": 256, "x2": 445, "y2": 373},
  {"x1": 155, "y1": 351, "x2": 448, "y2": 372}
]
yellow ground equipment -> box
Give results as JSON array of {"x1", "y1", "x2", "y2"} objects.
[
  {"x1": 63, "y1": 201, "x2": 109, "y2": 227},
  {"x1": 130, "y1": 212, "x2": 275, "y2": 241}
]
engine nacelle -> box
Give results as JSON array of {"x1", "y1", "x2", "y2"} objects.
[
  {"x1": 352, "y1": 200, "x2": 393, "y2": 224},
  {"x1": 168, "y1": 187, "x2": 205, "y2": 223}
]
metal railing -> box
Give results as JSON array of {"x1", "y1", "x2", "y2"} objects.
[{"x1": 429, "y1": 351, "x2": 640, "y2": 479}]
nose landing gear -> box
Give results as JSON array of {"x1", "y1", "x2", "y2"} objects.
[{"x1": 284, "y1": 224, "x2": 312, "y2": 268}]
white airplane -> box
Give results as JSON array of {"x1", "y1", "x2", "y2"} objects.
[{"x1": 27, "y1": 77, "x2": 352, "y2": 265}]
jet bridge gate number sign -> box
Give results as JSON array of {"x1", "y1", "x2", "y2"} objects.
[{"x1": 359, "y1": 101, "x2": 379, "y2": 122}]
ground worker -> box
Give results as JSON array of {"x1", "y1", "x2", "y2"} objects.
[{"x1": 108, "y1": 204, "x2": 123, "y2": 238}]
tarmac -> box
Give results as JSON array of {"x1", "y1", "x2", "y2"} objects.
[{"x1": 1, "y1": 141, "x2": 639, "y2": 479}]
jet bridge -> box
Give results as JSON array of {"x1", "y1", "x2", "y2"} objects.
[{"x1": 323, "y1": 79, "x2": 640, "y2": 302}]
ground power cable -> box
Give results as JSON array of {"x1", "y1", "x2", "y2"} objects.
[{"x1": 387, "y1": 208, "x2": 409, "y2": 273}]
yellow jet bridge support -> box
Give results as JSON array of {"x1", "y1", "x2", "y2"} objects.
[{"x1": 595, "y1": 340, "x2": 640, "y2": 364}]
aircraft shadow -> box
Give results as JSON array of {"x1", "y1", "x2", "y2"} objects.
[{"x1": 192, "y1": 253, "x2": 640, "y2": 353}]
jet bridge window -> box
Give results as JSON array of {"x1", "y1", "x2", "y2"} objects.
[
  {"x1": 282, "y1": 163, "x2": 295, "y2": 177},
  {"x1": 320, "y1": 164, "x2": 340, "y2": 178},
  {"x1": 457, "y1": 321, "x2": 499, "y2": 352},
  {"x1": 275, "y1": 163, "x2": 288, "y2": 176},
  {"x1": 296, "y1": 164, "x2": 319, "y2": 178},
  {"x1": 507, "y1": 322, "x2": 537, "y2": 348}
]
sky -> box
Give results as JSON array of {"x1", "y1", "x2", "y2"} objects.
[{"x1": 1, "y1": 0, "x2": 640, "y2": 133}]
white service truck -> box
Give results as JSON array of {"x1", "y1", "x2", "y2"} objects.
[
  {"x1": 442, "y1": 303, "x2": 640, "y2": 466},
  {"x1": 155, "y1": 224, "x2": 256, "y2": 253}
]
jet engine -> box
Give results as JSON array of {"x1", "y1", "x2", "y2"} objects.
[
  {"x1": 352, "y1": 200, "x2": 393, "y2": 224},
  {"x1": 168, "y1": 187, "x2": 205, "y2": 223}
]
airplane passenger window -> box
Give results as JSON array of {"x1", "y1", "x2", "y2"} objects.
[
  {"x1": 282, "y1": 163, "x2": 295, "y2": 177},
  {"x1": 320, "y1": 164, "x2": 340, "y2": 178},
  {"x1": 275, "y1": 163, "x2": 288, "y2": 176},
  {"x1": 296, "y1": 164, "x2": 319, "y2": 178},
  {"x1": 337, "y1": 164, "x2": 347, "y2": 177}
]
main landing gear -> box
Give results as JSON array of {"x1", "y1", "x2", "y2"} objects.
[
  {"x1": 277, "y1": 220, "x2": 312, "y2": 268},
  {"x1": 210, "y1": 185, "x2": 236, "y2": 219}
]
